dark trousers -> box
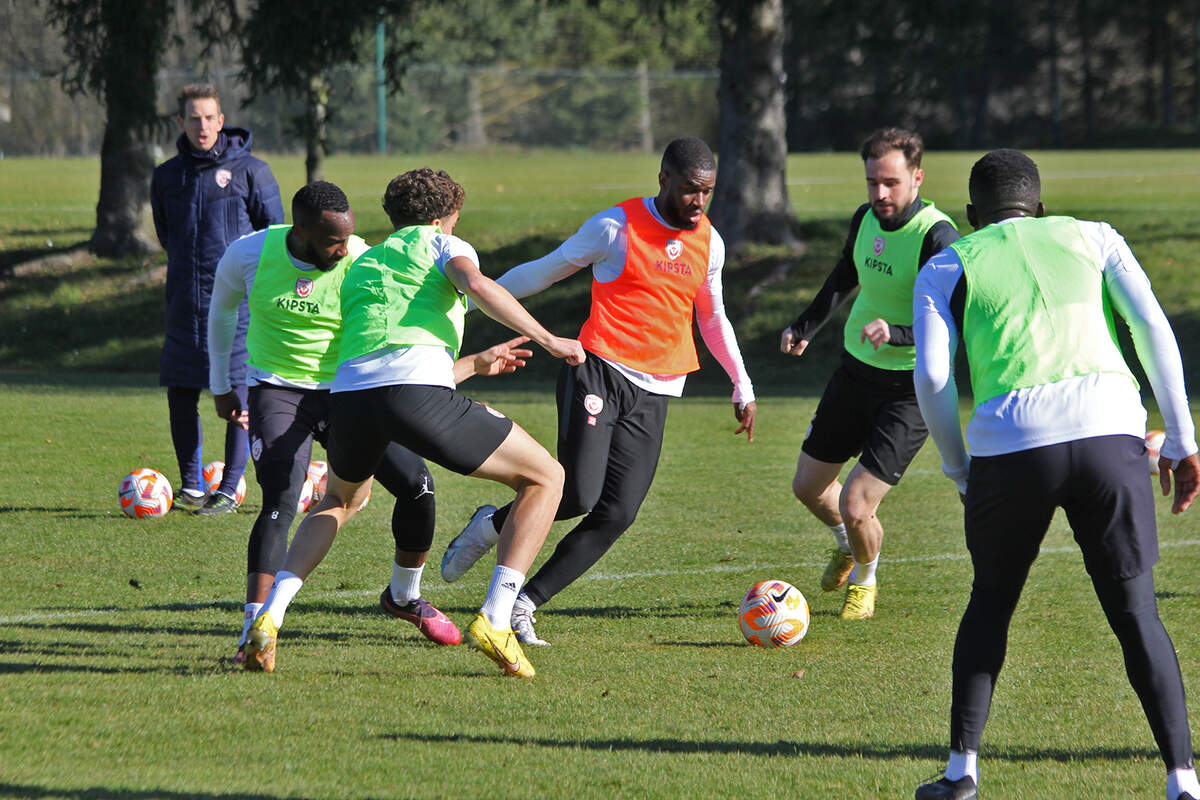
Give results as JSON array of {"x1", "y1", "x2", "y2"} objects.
[
  {"x1": 949, "y1": 434, "x2": 1192, "y2": 770},
  {"x1": 494, "y1": 356, "x2": 668, "y2": 608},
  {"x1": 167, "y1": 385, "x2": 249, "y2": 494}
]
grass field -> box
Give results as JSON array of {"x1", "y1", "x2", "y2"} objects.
[{"x1": 1, "y1": 149, "x2": 1199, "y2": 798}]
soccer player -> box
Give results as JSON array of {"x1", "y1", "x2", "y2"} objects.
[
  {"x1": 439, "y1": 137, "x2": 756, "y2": 646},
  {"x1": 151, "y1": 83, "x2": 283, "y2": 514},
  {"x1": 779, "y1": 127, "x2": 960, "y2": 619},
  {"x1": 209, "y1": 181, "x2": 534, "y2": 662},
  {"x1": 912, "y1": 149, "x2": 1199, "y2": 800},
  {"x1": 243, "y1": 168, "x2": 584, "y2": 678}
]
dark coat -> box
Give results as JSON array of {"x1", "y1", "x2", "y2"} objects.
[{"x1": 151, "y1": 127, "x2": 284, "y2": 387}]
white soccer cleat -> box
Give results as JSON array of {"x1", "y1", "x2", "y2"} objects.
[
  {"x1": 441, "y1": 505, "x2": 499, "y2": 582},
  {"x1": 511, "y1": 605, "x2": 550, "y2": 646}
]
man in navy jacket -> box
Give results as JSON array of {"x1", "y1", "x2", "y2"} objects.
[{"x1": 151, "y1": 83, "x2": 284, "y2": 513}]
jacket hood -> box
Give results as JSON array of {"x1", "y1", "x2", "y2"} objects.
[{"x1": 175, "y1": 126, "x2": 254, "y2": 165}]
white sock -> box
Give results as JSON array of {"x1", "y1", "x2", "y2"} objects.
[
  {"x1": 945, "y1": 749, "x2": 977, "y2": 782},
  {"x1": 849, "y1": 556, "x2": 878, "y2": 586},
  {"x1": 239, "y1": 602, "x2": 263, "y2": 646},
  {"x1": 262, "y1": 571, "x2": 304, "y2": 628},
  {"x1": 829, "y1": 523, "x2": 850, "y2": 553},
  {"x1": 181, "y1": 487, "x2": 205, "y2": 499},
  {"x1": 389, "y1": 564, "x2": 423, "y2": 603},
  {"x1": 480, "y1": 565, "x2": 525, "y2": 629},
  {"x1": 1168, "y1": 767, "x2": 1200, "y2": 800}
]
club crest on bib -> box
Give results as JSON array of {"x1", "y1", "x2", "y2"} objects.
[
  {"x1": 215, "y1": 168, "x2": 232, "y2": 189},
  {"x1": 250, "y1": 436, "x2": 264, "y2": 462},
  {"x1": 665, "y1": 239, "x2": 683, "y2": 260},
  {"x1": 873, "y1": 236, "x2": 886, "y2": 256},
  {"x1": 583, "y1": 393, "x2": 604, "y2": 415},
  {"x1": 295, "y1": 277, "x2": 314, "y2": 298}
]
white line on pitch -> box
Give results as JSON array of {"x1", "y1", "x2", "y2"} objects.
[{"x1": 3, "y1": 539, "x2": 1199, "y2": 626}]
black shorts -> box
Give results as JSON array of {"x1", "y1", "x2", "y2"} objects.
[
  {"x1": 327, "y1": 384, "x2": 514, "y2": 482},
  {"x1": 801, "y1": 352, "x2": 928, "y2": 485},
  {"x1": 247, "y1": 384, "x2": 331, "y2": 497},
  {"x1": 965, "y1": 434, "x2": 1159, "y2": 582}
]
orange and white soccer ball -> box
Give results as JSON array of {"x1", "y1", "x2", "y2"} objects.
[
  {"x1": 307, "y1": 460, "x2": 328, "y2": 503},
  {"x1": 119, "y1": 468, "x2": 174, "y2": 519},
  {"x1": 297, "y1": 477, "x2": 315, "y2": 513},
  {"x1": 1146, "y1": 429, "x2": 1166, "y2": 475},
  {"x1": 202, "y1": 460, "x2": 247, "y2": 503},
  {"x1": 739, "y1": 579, "x2": 810, "y2": 648}
]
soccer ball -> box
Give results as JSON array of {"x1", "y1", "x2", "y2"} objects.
[
  {"x1": 297, "y1": 477, "x2": 315, "y2": 514},
  {"x1": 1146, "y1": 429, "x2": 1166, "y2": 475},
  {"x1": 202, "y1": 460, "x2": 247, "y2": 503},
  {"x1": 739, "y1": 579, "x2": 810, "y2": 648},
  {"x1": 119, "y1": 468, "x2": 174, "y2": 519},
  {"x1": 307, "y1": 460, "x2": 328, "y2": 502}
]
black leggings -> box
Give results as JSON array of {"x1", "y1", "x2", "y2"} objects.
[
  {"x1": 246, "y1": 385, "x2": 436, "y2": 576},
  {"x1": 949, "y1": 436, "x2": 1192, "y2": 769},
  {"x1": 491, "y1": 357, "x2": 668, "y2": 608}
]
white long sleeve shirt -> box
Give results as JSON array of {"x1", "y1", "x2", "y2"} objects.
[
  {"x1": 484, "y1": 197, "x2": 754, "y2": 404},
  {"x1": 207, "y1": 230, "x2": 370, "y2": 395},
  {"x1": 913, "y1": 217, "x2": 1197, "y2": 493}
]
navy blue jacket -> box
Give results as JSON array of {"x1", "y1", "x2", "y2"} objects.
[{"x1": 151, "y1": 127, "x2": 283, "y2": 387}]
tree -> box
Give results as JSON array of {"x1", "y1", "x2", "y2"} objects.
[
  {"x1": 238, "y1": 0, "x2": 418, "y2": 183},
  {"x1": 45, "y1": 0, "x2": 241, "y2": 255},
  {"x1": 46, "y1": 0, "x2": 173, "y2": 256},
  {"x1": 706, "y1": 0, "x2": 796, "y2": 252}
]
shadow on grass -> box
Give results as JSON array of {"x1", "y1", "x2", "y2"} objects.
[
  {"x1": 0, "y1": 660, "x2": 228, "y2": 677},
  {"x1": 379, "y1": 730, "x2": 1159, "y2": 763},
  {"x1": 0, "y1": 783, "x2": 389, "y2": 800},
  {"x1": 0, "y1": 506, "x2": 126, "y2": 520}
]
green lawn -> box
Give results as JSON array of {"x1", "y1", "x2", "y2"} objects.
[{"x1": 1, "y1": 149, "x2": 1199, "y2": 798}]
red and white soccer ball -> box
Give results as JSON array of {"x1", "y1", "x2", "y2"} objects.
[
  {"x1": 297, "y1": 477, "x2": 315, "y2": 514},
  {"x1": 307, "y1": 460, "x2": 328, "y2": 503},
  {"x1": 202, "y1": 460, "x2": 247, "y2": 504},
  {"x1": 119, "y1": 468, "x2": 174, "y2": 519},
  {"x1": 1146, "y1": 429, "x2": 1166, "y2": 475},
  {"x1": 739, "y1": 579, "x2": 810, "y2": 648}
]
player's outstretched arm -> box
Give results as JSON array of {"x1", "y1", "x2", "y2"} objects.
[
  {"x1": 1160, "y1": 452, "x2": 1200, "y2": 515},
  {"x1": 444, "y1": 256, "x2": 585, "y2": 365},
  {"x1": 452, "y1": 336, "x2": 534, "y2": 384}
]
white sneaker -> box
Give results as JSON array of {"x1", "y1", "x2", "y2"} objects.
[
  {"x1": 511, "y1": 605, "x2": 550, "y2": 646},
  {"x1": 441, "y1": 505, "x2": 499, "y2": 582}
]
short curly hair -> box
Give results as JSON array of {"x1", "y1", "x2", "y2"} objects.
[
  {"x1": 382, "y1": 168, "x2": 466, "y2": 229},
  {"x1": 292, "y1": 181, "x2": 350, "y2": 227},
  {"x1": 969, "y1": 149, "x2": 1041, "y2": 210}
]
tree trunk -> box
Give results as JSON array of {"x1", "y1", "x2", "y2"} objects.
[
  {"x1": 707, "y1": 0, "x2": 795, "y2": 252},
  {"x1": 637, "y1": 61, "x2": 653, "y2": 153},
  {"x1": 88, "y1": 0, "x2": 164, "y2": 257},
  {"x1": 1079, "y1": 0, "x2": 1096, "y2": 145},
  {"x1": 91, "y1": 115, "x2": 156, "y2": 256},
  {"x1": 305, "y1": 73, "x2": 329, "y2": 184},
  {"x1": 1048, "y1": 0, "x2": 1063, "y2": 148},
  {"x1": 1160, "y1": 5, "x2": 1174, "y2": 130},
  {"x1": 465, "y1": 72, "x2": 488, "y2": 147}
]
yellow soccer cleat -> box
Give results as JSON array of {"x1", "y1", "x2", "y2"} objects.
[
  {"x1": 819, "y1": 547, "x2": 855, "y2": 593},
  {"x1": 467, "y1": 613, "x2": 535, "y2": 678},
  {"x1": 243, "y1": 613, "x2": 278, "y2": 673},
  {"x1": 840, "y1": 582, "x2": 876, "y2": 620}
]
